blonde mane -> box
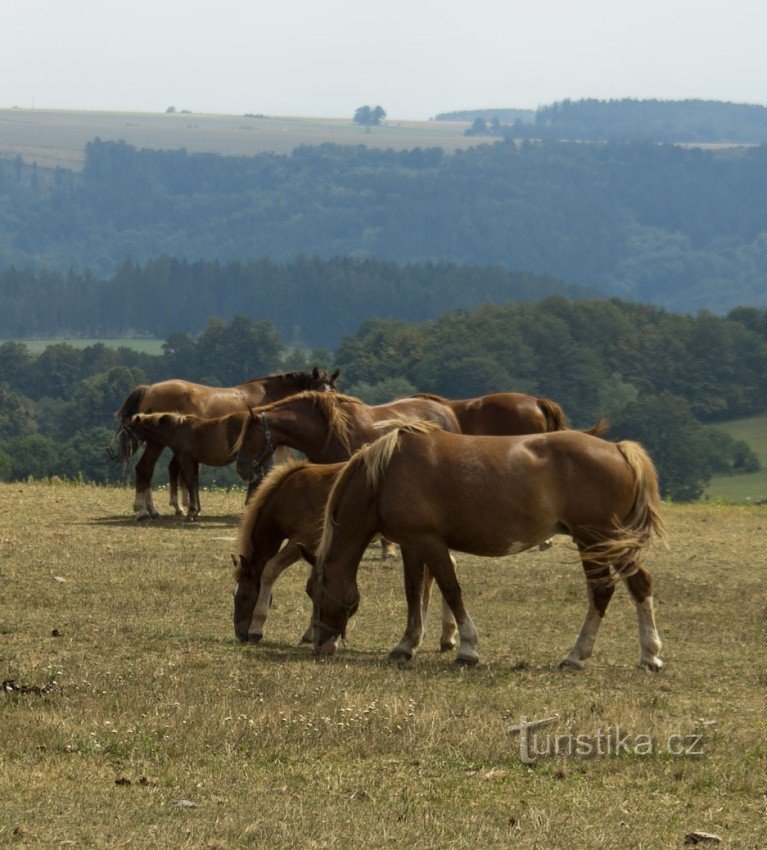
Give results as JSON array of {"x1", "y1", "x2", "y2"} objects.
[
  {"x1": 315, "y1": 420, "x2": 440, "y2": 565},
  {"x1": 133, "y1": 411, "x2": 192, "y2": 427},
  {"x1": 233, "y1": 391, "x2": 362, "y2": 456},
  {"x1": 236, "y1": 459, "x2": 311, "y2": 570}
]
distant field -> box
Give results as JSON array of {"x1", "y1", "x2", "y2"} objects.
[
  {"x1": 706, "y1": 414, "x2": 767, "y2": 503},
  {"x1": 0, "y1": 108, "x2": 478, "y2": 170},
  {"x1": 2, "y1": 338, "x2": 164, "y2": 355}
]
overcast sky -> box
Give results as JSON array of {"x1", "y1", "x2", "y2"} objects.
[{"x1": 2, "y1": 0, "x2": 766, "y2": 119}]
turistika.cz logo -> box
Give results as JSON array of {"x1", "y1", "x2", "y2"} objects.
[{"x1": 507, "y1": 715, "x2": 705, "y2": 764}]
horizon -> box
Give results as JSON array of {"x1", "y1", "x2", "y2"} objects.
[{"x1": 3, "y1": 1, "x2": 767, "y2": 120}]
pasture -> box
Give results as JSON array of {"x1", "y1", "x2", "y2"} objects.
[
  {"x1": 0, "y1": 108, "x2": 477, "y2": 171},
  {"x1": 707, "y1": 415, "x2": 767, "y2": 503},
  {"x1": 0, "y1": 482, "x2": 764, "y2": 847},
  {"x1": 0, "y1": 338, "x2": 165, "y2": 355}
]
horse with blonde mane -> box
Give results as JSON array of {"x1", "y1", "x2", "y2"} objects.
[
  {"x1": 112, "y1": 368, "x2": 339, "y2": 519},
  {"x1": 232, "y1": 459, "x2": 459, "y2": 647},
  {"x1": 302, "y1": 422, "x2": 666, "y2": 669}
]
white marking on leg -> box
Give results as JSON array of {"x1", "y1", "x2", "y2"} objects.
[
  {"x1": 455, "y1": 611, "x2": 479, "y2": 664},
  {"x1": 133, "y1": 489, "x2": 151, "y2": 519},
  {"x1": 559, "y1": 597, "x2": 602, "y2": 669},
  {"x1": 181, "y1": 483, "x2": 190, "y2": 510},
  {"x1": 635, "y1": 596, "x2": 663, "y2": 670},
  {"x1": 440, "y1": 596, "x2": 458, "y2": 650}
]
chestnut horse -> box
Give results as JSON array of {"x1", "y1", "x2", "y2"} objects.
[
  {"x1": 232, "y1": 460, "x2": 458, "y2": 647},
  {"x1": 113, "y1": 368, "x2": 339, "y2": 519},
  {"x1": 129, "y1": 412, "x2": 251, "y2": 520},
  {"x1": 232, "y1": 391, "x2": 461, "y2": 476},
  {"x1": 303, "y1": 423, "x2": 666, "y2": 670}
]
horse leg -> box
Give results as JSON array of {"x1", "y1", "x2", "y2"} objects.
[
  {"x1": 625, "y1": 565, "x2": 663, "y2": 671},
  {"x1": 133, "y1": 440, "x2": 163, "y2": 520},
  {"x1": 248, "y1": 543, "x2": 302, "y2": 643},
  {"x1": 380, "y1": 537, "x2": 398, "y2": 560},
  {"x1": 558, "y1": 561, "x2": 615, "y2": 669},
  {"x1": 388, "y1": 548, "x2": 428, "y2": 660},
  {"x1": 168, "y1": 455, "x2": 185, "y2": 516},
  {"x1": 180, "y1": 458, "x2": 200, "y2": 521},
  {"x1": 421, "y1": 541, "x2": 479, "y2": 665},
  {"x1": 421, "y1": 562, "x2": 458, "y2": 651}
]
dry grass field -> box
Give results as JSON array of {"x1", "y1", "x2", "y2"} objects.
[
  {"x1": 0, "y1": 109, "x2": 478, "y2": 171},
  {"x1": 1, "y1": 482, "x2": 765, "y2": 847}
]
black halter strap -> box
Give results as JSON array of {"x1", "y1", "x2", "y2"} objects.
[{"x1": 237, "y1": 411, "x2": 275, "y2": 483}]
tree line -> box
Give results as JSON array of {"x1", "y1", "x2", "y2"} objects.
[
  {"x1": 1, "y1": 138, "x2": 767, "y2": 314},
  {"x1": 0, "y1": 256, "x2": 589, "y2": 348},
  {"x1": 1, "y1": 300, "x2": 765, "y2": 499}
]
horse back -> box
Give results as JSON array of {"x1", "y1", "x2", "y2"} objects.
[{"x1": 451, "y1": 392, "x2": 548, "y2": 436}]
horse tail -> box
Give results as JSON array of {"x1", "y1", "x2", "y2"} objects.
[
  {"x1": 583, "y1": 418, "x2": 610, "y2": 438},
  {"x1": 582, "y1": 440, "x2": 666, "y2": 582},
  {"x1": 108, "y1": 385, "x2": 149, "y2": 465},
  {"x1": 316, "y1": 421, "x2": 439, "y2": 565},
  {"x1": 536, "y1": 397, "x2": 568, "y2": 432}
]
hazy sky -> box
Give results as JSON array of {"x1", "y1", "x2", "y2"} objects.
[{"x1": 3, "y1": 0, "x2": 766, "y2": 118}]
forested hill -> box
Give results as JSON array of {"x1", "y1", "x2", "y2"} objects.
[
  {"x1": 1, "y1": 138, "x2": 767, "y2": 314},
  {"x1": 0, "y1": 257, "x2": 589, "y2": 347},
  {"x1": 483, "y1": 99, "x2": 767, "y2": 144}
]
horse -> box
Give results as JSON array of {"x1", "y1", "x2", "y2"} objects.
[
  {"x1": 112, "y1": 368, "x2": 339, "y2": 519},
  {"x1": 129, "y1": 411, "x2": 250, "y2": 520},
  {"x1": 232, "y1": 392, "x2": 460, "y2": 477},
  {"x1": 232, "y1": 459, "x2": 460, "y2": 649},
  {"x1": 301, "y1": 422, "x2": 666, "y2": 670},
  {"x1": 413, "y1": 391, "x2": 608, "y2": 437}
]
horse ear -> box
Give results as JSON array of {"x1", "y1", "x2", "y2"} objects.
[
  {"x1": 312, "y1": 367, "x2": 320, "y2": 380},
  {"x1": 297, "y1": 544, "x2": 317, "y2": 568},
  {"x1": 330, "y1": 369, "x2": 340, "y2": 382}
]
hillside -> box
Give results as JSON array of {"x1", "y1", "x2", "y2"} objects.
[
  {"x1": 1, "y1": 139, "x2": 766, "y2": 313},
  {"x1": 707, "y1": 415, "x2": 767, "y2": 503},
  {"x1": 0, "y1": 108, "x2": 478, "y2": 171}
]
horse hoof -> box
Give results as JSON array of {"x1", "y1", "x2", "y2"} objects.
[
  {"x1": 455, "y1": 655, "x2": 479, "y2": 667},
  {"x1": 135, "y1": 512, "x2": 151, "y2": 522},
  {"x1": 537, "y1": 539, "x2": 553, "y2": 551},
  {"x1": 639, "y1": 657, "x2": 663, "y2": 672},
  {"x1": 247, "y1": 633, "x2": 263, "y2": 645},
  {"x1": 388, "y1": 647, "x2": 414, "y2": 662},
  {"x1": 440, "y1": 640, "x2": 457, "y2": 652},
  {"x1": 557, "y1": 656, "x2": 585, "y2": 670}
]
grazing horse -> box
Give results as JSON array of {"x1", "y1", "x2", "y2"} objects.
[
  {"x1": 302, "y1": 423, "x2": 666, "y2": 670},
  {"x1": 112, "y1": 368, "x2": 339, "y2": 519},
  {"x1": 232, "y1": 460, "x2": 459, "y2": 648}
]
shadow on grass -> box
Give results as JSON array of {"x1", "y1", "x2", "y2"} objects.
[{"x1": 84, "y1": 514, "x2": 241, "y2": 529}]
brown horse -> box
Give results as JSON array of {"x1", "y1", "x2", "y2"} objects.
[
  {"x1": 232, "y1": 459, "x2": 460, "y2": 648},
  {"x1": 413, "y1": 391, "x2": 608, "y2": 436},
  {"x1": 129, "y1": 412, "x2": 250, "y2": 520},
  {"x1": 303, "y1": 423, "x2": 666, "y2": 670},
  {"x1": 232, "y1": 391, "x2": 461, "y2": 475},
  {"x1": 113, "y1": 368, "x2": 339, "y2": 519}
]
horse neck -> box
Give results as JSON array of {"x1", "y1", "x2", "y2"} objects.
[
  {"x1": 269, "y1": 402, "x2": 349, "y2": 462},
  {"x1": 248, "y1": 494, "x2": 286, "y2": 564},
  {"x1": 243, "y1": 376, "x2": 301, "y2": 405},
  {"x1": 320, "y1": 464, "x2": 381, "y2": 595}
]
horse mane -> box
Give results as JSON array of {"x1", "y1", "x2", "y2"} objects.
[
  {"x1": 536, "y1": 397, "x2": 568, "y2": 432},
  {"x1": 315, "y1": 420, "x2": 440, "y2": 565},
  {"x1": 133, "y1": 412, "x2": 192, "y2": 427},
  {"x1": 411, "y1": 392, "x2": 448, "y2": 403},
  {"x1": 236, "y1": 459, "x2": 311, "y2": 574},
  {"x1": 243, "y1": 370, "x2": 330, "y2": 389},
  {"x1": 236, "y1": 391, "x2": 363, "y2": 456}
]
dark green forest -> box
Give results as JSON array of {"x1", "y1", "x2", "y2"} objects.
[
  {"x1": 1, "y1": 301, "x2": 765, "y2": 500},
  {"x1": 0, "y1": 257, "x2": 589, "y2": 348},
  {"x1": 527, "y1": 98, "x2": 767, "y2": 143},
  {"x1": 442, "y1": 99, "x2": 767, "y2": 143},
  {"x1": 1, "y1": 138, "x2": 767, "y2": 314}
]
